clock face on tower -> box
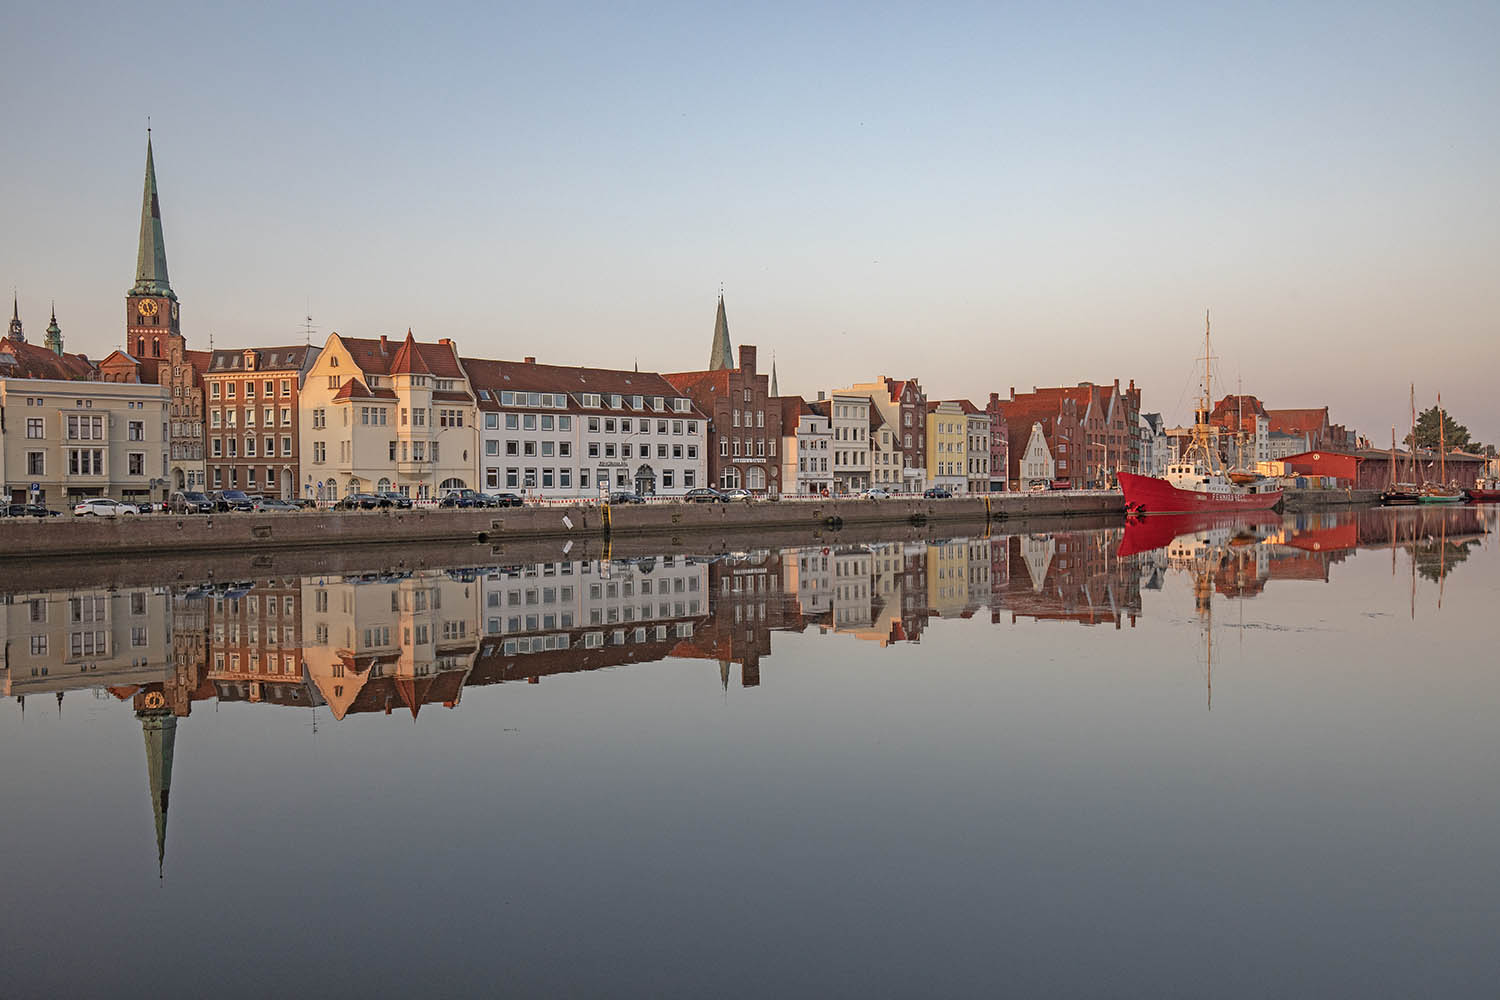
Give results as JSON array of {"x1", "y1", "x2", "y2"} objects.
[{"x1": 137, "y1": 299, "x2": 159, "y2": 318}]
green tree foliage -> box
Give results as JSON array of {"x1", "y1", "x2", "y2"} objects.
[{"x1": 1410, "y1": 406, "x2": 1471, "y2": 451}]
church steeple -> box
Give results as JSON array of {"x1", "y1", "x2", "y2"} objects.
[
  {"x1": 770, "y1": 354, "x2": 779, "y2": 397},
  {"x1": 8, "y1": 294, "x2": 23, "y2": 342},
  {"x1": 708, "y1": 295, "x2": 733, "y2": 371},
  {"x1": 131, "y1": 133, "x2": 175, "y2": 301},
  {"x1": 44, "y1": 303, "x2": 63, "y2": 355}
]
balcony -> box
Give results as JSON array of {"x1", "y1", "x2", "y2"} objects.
[{"x1": 396, "y1": 460, "x2": 432, "y2": 477}]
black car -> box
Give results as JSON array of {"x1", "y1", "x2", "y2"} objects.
[
  {"x1": 212, "y1": 490, "x2": 255, "y2": 512},
  {"x1": 682, "y1": 488, "x2": 728, "y2": 503},
  {"x1": 486, "y1": 492, "x2": 525, "y2": 508},
  {"x1": 335, "y1": 493, "x2": 389, "y2": 511},
  {"x1": 172, "y1": 491, "x2": 216, "y2": 514},
  {"x1": 2, "y1": 503, "x2": 63, "y2": 518},
  {"x1": 923, "y1": 487, "x2": 954, "y2": 499},
  {"x1": 440, "y1": 489, "x2": 486, "y2": 508},
  {"x1": 609, "y1": 491, "x2": 647, "y2": 504},
  {"x1": 377, "y1": 490, "x2": 412, "y2": 509}
]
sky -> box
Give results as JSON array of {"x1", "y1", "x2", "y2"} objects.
[{"x1": 4, "y1": 1, "x2": 1497, "y2": 443}]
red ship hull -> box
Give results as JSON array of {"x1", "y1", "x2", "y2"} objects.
[
  {"x1": 1466, "y1": 488, "x2": 1500, "y2": 503},
  {"x1": 1119, "y1": 471, "x2": 1283, "y2": 514}
]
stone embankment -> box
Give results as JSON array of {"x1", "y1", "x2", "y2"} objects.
[
  {"x1": 1281, "y1": 488, "x2": 1382, "y2": 510},
  {"x1": 0, "y1": 492, "x2": 1125, "y2": 562}
]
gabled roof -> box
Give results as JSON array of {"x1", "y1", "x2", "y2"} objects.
[
  {"x1": 331, "y1": 377, "x2": 375, "y2": 401},
  {"x1": 337, "y1": 333, "x2": 466, "y2": 380},
  {"x1": 0, "y1": 336, "x2": 96, "y2": 380}
]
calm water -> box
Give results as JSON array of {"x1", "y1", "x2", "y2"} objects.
[{"x1": 2, "y1": 506, "x2": 1496, "y2": 998}]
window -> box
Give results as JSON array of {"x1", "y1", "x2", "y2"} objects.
[
  {"x1": 26, "y1": 451, "x2": 44, "y2": 475},
  {"x1": 210, "y1": 383, "x2": 221, "y2": 399},
  {"x1": 26, "y1": 418, "x2": 43, "y2": 438},
  {"x1": 128, "y1": 453, "x2": 145, "y2": 476},
  {"x1": 67, "y1": 449, "x2": 104, "y2": 475}
]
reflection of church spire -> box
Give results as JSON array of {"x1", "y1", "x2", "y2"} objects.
[
  {"x1": 719, "y1": 659, "x2": 731, "y2": 691},
  {"x1": 139, "y1": 710, "x2": 178, "y2": 879}
]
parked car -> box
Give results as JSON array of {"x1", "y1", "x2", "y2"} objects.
[
  {"x1": 171, "y1": 491, "x2": 216, "y2": 514},
  {"x1": 923, "y1": 487, "x2": 954, "y2": 499},
  {"x1": 440, "y1": 488, "x2": 487, "y2": 508},
  {"x1": 1027, "y1": 479, "x2": 1050, "y2": 492},
  {"x1": 377, "y1": 490, "x2": 413, "y2": 509},
  {"x1": 211, "y1": 490, "x2": 255, "y2": 512},
  {"x1": 485, "y1": 492, "x2": 525, "y2": 508},
  {"x1": 335, "y1": 493, "x2": 389, "y2": 510},
  {"x1": 73, "y1": 498, "x2": 140, "y2": 517},
  {"x1": 721, "y1": 488, "x2": 754, "y2": 502},
  {"x1": 862, "y1": 487, "x2": 893, "y2": 500},
  {"x1": 683, "y1": 488, "x2": 729, "y2": 503},
  {"x1": 609, "y1": 491, "x2": 647, "y2": 504},
  {"x1": 3, "y1": 503, "x2": 63, "y2": 518},
  {"x1": 252, "y1": 498, "x2": 298, "y2": 512}
]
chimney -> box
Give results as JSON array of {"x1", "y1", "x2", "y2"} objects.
[
  {"x1": 524, "y1": 356, "x2": 536, "y2": 364},
  {"x1": 1009, "y1": 387, "x2": 1015, "y2": 399},
  {"x1": 379, "y1": 335, "x2": 389, "y2": 355},
  {"x1": 739, "y1": 344, "x2": 756, "y2": 375},
  {"x1": 439, "y1": 338, "x2": 452, "y2": 347}
]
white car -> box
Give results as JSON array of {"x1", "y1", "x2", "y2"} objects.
[
  {"x1": 862, "y1": 488, "x2": 893, "y2": 499},
  {"x1": 73, "y1": 498, "x2": 140, "y2": 517}
]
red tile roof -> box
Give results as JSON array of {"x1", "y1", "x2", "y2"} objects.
[
  {"x1": 465, "y1": 357, "x2": 707, "y2": 418},
  {"x1": 388, "y1": 332, "x2": 433, "y2": 376},
  {"x1": 331, "y1": 377, "x2": 375, "y2": 401},
  {"x1": 0, "y1": 337, "x2": 97, "y2": 380},
  {"x1": 1266, "y1": 407, "x2": 1330, "y2": 435},
  {"x1": 338, "y1": 334, "x2": 465, "y2": 380}
]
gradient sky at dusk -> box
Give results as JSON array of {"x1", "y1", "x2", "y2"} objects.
[{"x1": 4, "y1": 2, "x2": 1497, "y2": 441}]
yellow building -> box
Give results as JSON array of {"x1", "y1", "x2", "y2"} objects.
[{"x1": 925, "y1": 400, "x2": 966, "y2": 493}]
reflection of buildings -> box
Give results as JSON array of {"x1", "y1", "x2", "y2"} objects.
[
  {"x1": 992, "y1": 529, "x2": 1143, "y2": 628},
  {"x1": 206, "y1": 579, "x2": 306, "y2": 706},
  {"x1": 1, "y1": 586, "x2": 172, "y2": 701},
  {"x1": 300, "y1": 572, "x2": 481, "y2": 720}
]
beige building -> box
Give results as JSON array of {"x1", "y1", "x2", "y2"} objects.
[
  {"x1": 299, "y1": 331, "x2": 479, "y2": 502},
  {"x1": 1, "y1": 372, "x2": 170, "y2": 506}
]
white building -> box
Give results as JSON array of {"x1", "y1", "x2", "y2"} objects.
[
  {"x1": 1019, "y1": 422, "x2": 1056, "y2": 485},
  {"x1": 480, "y1": 556, "x2": 707, "y2": 646},
  {"x1": 465, "y1": 357, "x2": 708, "y2": 497},
  {"x1": 823, "y1": 392, "x2": 871, "y2": 494},
  {"x1": 779, "y1": 396, "x2": 832, "y2": 496},
  {"x1": 1138, "y1": 412, "x2": 1170, "y2": 476},
  {"x1": 869, "y1": 410, "x2": 902, "y2": 490}
]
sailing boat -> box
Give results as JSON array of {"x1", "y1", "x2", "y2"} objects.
[
  {"x1": 1418, "y1": 392, "x2": 1465, "y2": 504},
  {"x1": 1119, "y1": 313, "x2": 1284, "y2": 514},
  {"x1": 1382, "y1": 386, "x2": 1422, "y2": 505}
]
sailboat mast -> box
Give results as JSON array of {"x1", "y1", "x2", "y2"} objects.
[
  {"x1": 1409, "y1": 383, "x2": 1418, "y2": 482},
  {"x1": 1390, "y1": 428, "x2": 1397, "y2": 488},
  {"x1": 1438, "y1": 393, "x2": 1447, "y2": 484}
]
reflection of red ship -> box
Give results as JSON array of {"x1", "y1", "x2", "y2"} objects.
[{"x1": 1118, "y1": 511, "x2": 1281, "y2": 558}]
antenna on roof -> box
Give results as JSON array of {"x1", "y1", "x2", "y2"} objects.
[{"x1": 299, "y1": 303, "x2": 317, "y2": 346}]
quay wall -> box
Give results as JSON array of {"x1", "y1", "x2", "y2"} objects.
[
  {"x1": 0, "y1": 492, "x2": 1126, "y2": 561},
  {"x1": 1282, "y1": 488, "x2": 1382, "y2": 510}
]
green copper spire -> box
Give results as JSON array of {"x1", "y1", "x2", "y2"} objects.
[
  {"x1": 140, "y1": 711, "x2": 177, "y2": 878},
  {"x1": 131, "y1": 135, "x2": 176, "y2": 300},
  {"x1": 45, "y1": 303, "x2": 63, "y2": 355},
  {"x1": 709, "y1": 295, "x2": 733, "y2": 371},
  {"x1": 770, "y1": 354, "x2": 778, "y2": 396}
]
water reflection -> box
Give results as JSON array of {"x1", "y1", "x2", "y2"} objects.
[{"x1": 1, "y1": 505, "x2": 1493, "y2": 872}]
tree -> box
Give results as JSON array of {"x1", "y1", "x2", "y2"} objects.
[{"x1": 1409, "y1": 405, "x2": 1470, "y2": 451}]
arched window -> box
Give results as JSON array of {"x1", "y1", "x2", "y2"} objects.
[
  {"x1": 377, "y1": 477, "x2": 392, "y2": 493},
  {"x1": 718, "y1": 467, "x2": 741, "y2": 490},
  {"x1": 746, "y1": 467, "x2": 766, "y2": 490},
  {"x1": 325, "y1": 478, "x2": 338, "y2": 501},
  {"x1": 439, "y1": 478, "x2": 467, "y2": 492},
  {"x1": 348, "y1": 477, "x2": 362, "y2": 494}
]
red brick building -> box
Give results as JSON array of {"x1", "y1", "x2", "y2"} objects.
[
  {"x1": 985, "y1": 393, "x2": 1010, "y2": 492},
  {"x1": 998, "y1": 380, "x2": 1141, "y2": 488},
  {"x1": 202, "y1": 346, "x2": 321, "y2": 497},
  {"x1": 665, "y1": 344, "x2": 782, "y2": 494}
]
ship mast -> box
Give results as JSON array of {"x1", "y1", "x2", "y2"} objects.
[
  {"x1": 1189, "y1": 311, "x2": 1222, "y2": 473},
  {"x1": 1438, "y1": 392, "x2": 1447, "y2": 485}
]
